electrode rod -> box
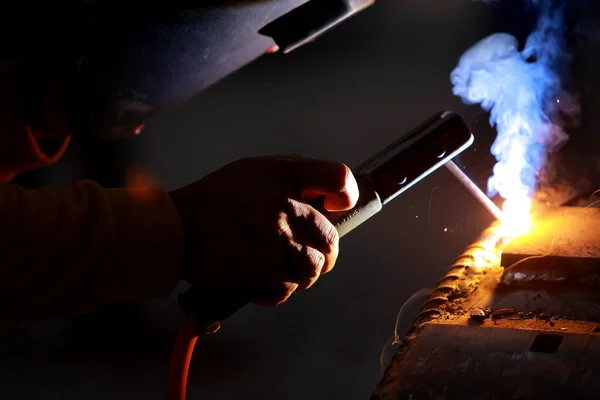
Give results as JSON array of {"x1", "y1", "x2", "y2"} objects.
[{"x1": 445, "y1": 161, "x2": 504, "y2": 222}]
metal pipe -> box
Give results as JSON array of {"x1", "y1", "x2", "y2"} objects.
[{"x1": 445, "y1": 161, "x2": 504, "y2": 221}]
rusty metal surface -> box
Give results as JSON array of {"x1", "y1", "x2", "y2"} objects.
[
  {"x1": 411, "y1": 222, "x2": 508, "y2": 326},
  {"x1": 372, "y1": 208, "x2": 600, "y2": 400},
  {"x1": 501, "y1": 207, "x2": 600, "y2": 268},
  {"x1": 374, "y1": 323, "x2": 600, "y2": 400}
]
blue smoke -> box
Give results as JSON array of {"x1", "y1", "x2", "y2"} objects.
[{"x1": 451, "y1": 1, "x2": 579, "y2": 201}]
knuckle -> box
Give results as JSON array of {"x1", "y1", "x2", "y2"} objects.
[
  {"x1": 321, "y1": 253, "x2": 337, "y2": 275},
  {"x1": 284, "y1": 282, "x2": 297, "y2": 296},
  {"x1": 284, "y1": 197, "x2": 301, "y2": 216},
  {"x1": 323, "y1": 222, "x2": 339, "y2": 249},
  {"x1": 271, "y1": 195, "x2": 295, "y2": 215},
  {"x1": 275, "y1": 211, "x2": 290, "y2": 236},
  {"x1": 295, "y1": 247, "x2": 325, "y2": 291},
  {"x1": 306, "y1": 247, "x2": 325, "y2": 276},
  {"x1": 298, "y1": 245, "x2": 324, "y2": 278},
  {"x1": 284, "y1": 197, "x2": 311, "y2": 221},
  {"x1": 275, "y1": 283, "x2": 297, "y2": 304},
  {"x1": 272, "y1": 198, "x2": 301, "y2": 235},
  {"x1": 306, "y1": 208, "x2": 318, "y2": 223}
]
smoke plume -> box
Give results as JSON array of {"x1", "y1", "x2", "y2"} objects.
[{"x1": 450, "y1": 1, "x2": 580, "y2": 202}]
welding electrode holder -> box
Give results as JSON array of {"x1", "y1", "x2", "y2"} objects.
[{"x1": 177, "y1": 110, "x2": 474, "y2": 332}]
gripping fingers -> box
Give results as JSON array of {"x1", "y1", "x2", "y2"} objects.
[
  {"x1": 286, "y1": 243, "x2": 326, "y2": 290},
  {"x1": 285, "y1": 199, "x2": 339, "y2": 275},
  {"x1": 254, "y1": 198, "x2": 338, "y2": 307}
]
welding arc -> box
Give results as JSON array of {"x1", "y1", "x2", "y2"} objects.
[
  {"x1": 444, "y1": 161, "x2": 504, "y2": 221},
  {"x1": 167, "y1": 315, "x2": 200, "y2": 400}
]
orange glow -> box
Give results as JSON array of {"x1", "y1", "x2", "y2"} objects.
[
  {"x1": 126, "y1": 167, "x2": 159, "y2": 203},
  {"x1": 497, "y1": 196, "x2": 532, "y2": 238}
]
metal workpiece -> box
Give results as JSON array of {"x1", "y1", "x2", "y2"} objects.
[
  {"x1": 501, "y1": 206, "x2": 600, "y2": 269},
  {"x1": 372, "y1": 208, "x2": 600, "y2": 400},
  {"x1": 374, "y1": 322, "x2": 600, "y2": 400},
  {"x1": 412, "y1": 222, "x2": 508, "y2": 326},
  {"x1": 492, "y1": 206, "x2": 600, "y2": 323}
]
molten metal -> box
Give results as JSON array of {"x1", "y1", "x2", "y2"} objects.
[
  {"x1": 501, "y1": 206, "x2": 600, "y2": 270},
  {"x1": 498, "y1": 196, "x2": 533, "y2": 237}
]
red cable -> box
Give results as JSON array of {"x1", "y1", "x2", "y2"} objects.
[{"x1": 167, "y1": 314, "x2": 200, "y2": 400}]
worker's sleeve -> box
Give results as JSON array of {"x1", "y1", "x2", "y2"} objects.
[
  {"x1": 0, "y1": 57, "x2": 72, "y2": 182},
  {"x1": 0, "y1": 181, "x2": 185, "y2": 324}
]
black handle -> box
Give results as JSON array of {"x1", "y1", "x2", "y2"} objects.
[
  {"x1": 310, "y1": 173, "x2": 382, "y2": 237},
  {"x1": 178, "y1": 173, "x2": 382, "y2": 327}
]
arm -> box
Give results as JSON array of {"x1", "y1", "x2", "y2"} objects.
[
  {"x1": 0, "y1": 11, "x2": 186, "y2": 324},
  {"x1": 0, "y1": 181, "x2": 185, "y2": 324}
]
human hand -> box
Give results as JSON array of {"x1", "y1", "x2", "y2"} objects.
[{"x1": 168, "y1": 155, "x2": 359, "y2": 306}]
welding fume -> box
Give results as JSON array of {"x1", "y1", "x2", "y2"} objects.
[
  {"x1": 0, "y1": 0, "x2": 582, "y2": 399},
  {"x1": 451, "y1": 0, "x2": 582, "y2": 236}
]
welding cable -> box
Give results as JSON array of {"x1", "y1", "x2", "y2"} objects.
[
  {"x1": 167, "y1": 314, "x2": 200, "y2": 400},
  {"x1": 379, "y1": 288, "x2": 433, "y2": 378}
]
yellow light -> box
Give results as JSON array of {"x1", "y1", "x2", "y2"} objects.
[{"x1": 498, "y1": 196, "x2": 532, "y2": 238}]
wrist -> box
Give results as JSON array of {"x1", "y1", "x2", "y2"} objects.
[{"x1": 169, "y1": 188, "x2": 195, "y2": 284}]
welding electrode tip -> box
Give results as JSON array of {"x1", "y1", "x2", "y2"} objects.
[{"x1": 444, "y1": 161, "x2": 504, "y2": 222}]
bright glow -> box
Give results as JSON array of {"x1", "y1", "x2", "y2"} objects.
[
  {"x1": 450, "y1": 1, "x2": 579, "y2": 237},
  {"x1": 498, "y1": 196, "x2": 532, "y2": 237}
]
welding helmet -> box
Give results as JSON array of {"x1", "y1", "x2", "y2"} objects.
[{"x1": 51, "y1": 0, "x2": 374, "y2": 140}]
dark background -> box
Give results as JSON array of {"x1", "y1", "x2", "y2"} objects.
[{"x1": 3, "y1": 0, "x2": 600, "y2": 399}]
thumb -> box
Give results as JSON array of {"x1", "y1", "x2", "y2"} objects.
[{"x1": 287, "y1": 159, "x2": 359, "y2": 211}]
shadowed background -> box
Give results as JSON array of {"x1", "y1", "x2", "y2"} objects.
[{"x1": 3, "y1": 0, "x2": 600, "y2": 399}]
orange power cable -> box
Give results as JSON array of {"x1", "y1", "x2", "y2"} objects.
[{"x1": 167, "y1": 315, "x2": 201, "y2": 400}]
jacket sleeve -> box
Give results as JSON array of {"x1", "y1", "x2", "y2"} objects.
[
  {"x1": 0, "y1": 7, "x2": 184, "y2": 323},
  {"x1": 0, "y1": 181, "x2": 185, "y2": 324}
]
